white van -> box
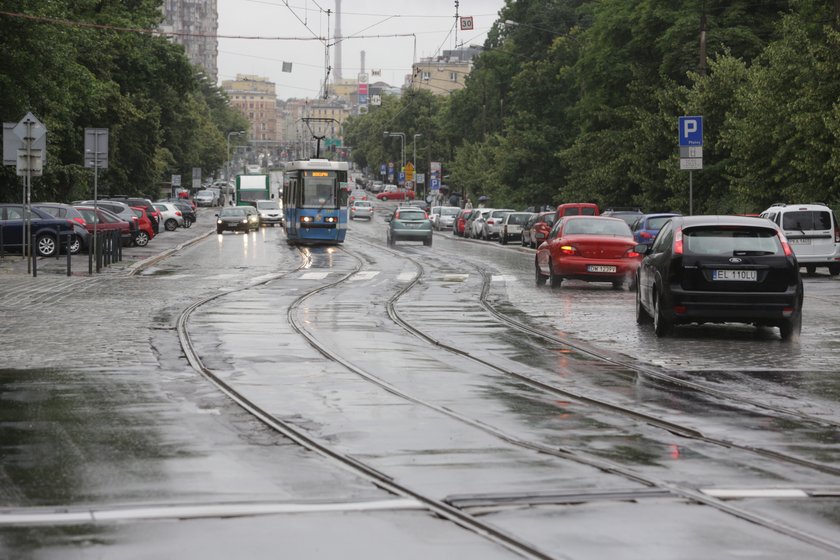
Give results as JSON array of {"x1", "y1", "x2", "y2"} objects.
[{"x1": 760, "y1": 203, "x2": 840, "y2": 275}]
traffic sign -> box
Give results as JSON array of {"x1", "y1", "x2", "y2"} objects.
[
  {"x1": 405, "y1": 162, "x2": 414, "y2": 182},
  {"x1": 416, "y1": 173, "x2": 425, "y2": 185},
  {"x1": 430, "y1": 178, "x2": 440, "y2": 190},
  {"x1": 84, "y1": 128, "x2": 109, "y2": 169},
  {"x1": 172, "y1": 174, "x2": 181, "y2": 186},
  {"x1": 380, "y1": 163, "x2": 386, "y2": 176},
  {"x1": 679, "y1": 116, "x2": 703, "y2": 147},
  {"x1": 680, "y1": 158, "x2": 703, "y2": 170}
]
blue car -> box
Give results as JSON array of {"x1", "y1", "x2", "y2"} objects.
[
  {"x1": 631, "y1": 213, "x2": 681, "y2": 245},
  {"x1": 0, "y1": 204, "x2": 81, "y2": 257}
]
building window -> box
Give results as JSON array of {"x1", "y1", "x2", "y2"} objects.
[
  {"x1": 450, "y1": 72, "x2": 458, "y2": 82},
  {"x1": 421, "y1": 71, "x2": 431, "y2": 81}
]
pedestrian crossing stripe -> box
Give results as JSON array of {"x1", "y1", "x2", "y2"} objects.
[
  {"x1": 492, "y1": 275, "x2": 517, "y2": 282},
  {"x1": 349, "y1": 271, "x2": 380, "y2": 281},
  {"x1": 397, "y1": 272, "x2": 416, "y2": 282},
  {"x1": 300, "y1": 272, "x2": 330, "y2": 280}
]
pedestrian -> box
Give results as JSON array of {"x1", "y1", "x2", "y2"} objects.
[{"x1": 464, "y1": 198, "x2": 473, "y2": 210}]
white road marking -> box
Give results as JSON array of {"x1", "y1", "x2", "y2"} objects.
[
  {"x1": 300, "y1": 272, "x2": 330, "y2": 280},
  {"x1": 349, "y1": 271, "x2": 380, "y2": 281},
  {"x1": 491, "y1": 275, "x2": 517, "y2": 282},
  {"x1": 700, "y1": 489, "x2": 809, "y2": 499},
  {"x1": 397, "y1": 272, "x2": 416, "y2": 282},
  {"x1": 438, "y1": 274, "x2": 469, "y2": 282}
]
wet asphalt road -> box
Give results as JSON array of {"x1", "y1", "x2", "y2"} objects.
[{"x1": 1, "y1": 203, "x2": 839, "y2": 559}]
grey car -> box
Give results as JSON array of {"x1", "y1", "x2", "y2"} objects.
[
  {"x1": 386, "y1": 207, "x2": 432, "y2": 247},
  {"x1": 350, "y1": 200, "x2": 373, "y2": 220},
  {"x1": 216, "y1": 206, "x2": 259, "y2": 234}
]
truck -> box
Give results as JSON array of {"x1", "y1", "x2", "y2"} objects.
[{"x1": 236, "y1": 174, "x2": 269, "y2": 206}]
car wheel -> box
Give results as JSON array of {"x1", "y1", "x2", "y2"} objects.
[
  {"x1": 653, "y1": 289, "x2": 673, "y2": 337},
  {"x1": 68, "y1": 235, "x2": 82, "y2": 255},
  {"x1": 829, "y1": 263, "x2": 840, "y2": 276},
  {"x1": 134, "y1": 231, "x2": 150, "y2": 247},
  {"x1": 217, "y1": 227, "x2": 224, "y2": 234},
  {"x1": 183, "y1": 218, "x2": 192, "y2": 229},
  {"x1": 535, "y1": 259, "x2": 547, "y2": 286},
  {"x1": 612, "y1": 279, "x2": 624, "y2": 290},
  {"x1": 805, "y1": 264, "x2": 816, "y2": 275},
  {"x1": 635, "y1": 281, "x2": 650, "y2": 324},
  {"x1": 548, "y1": 259, "x2": 562, "y2": 288},
  {"x1": 35, "y1": 233, "x2": 57, "y2": 257},
  {"x1": 388, "y1": 235, "x2": 395, "y2": 247},
  {"x1": 424, "y1": 236, "x2": 432, "y2": 247},
  {"x1": 165, "y1": 218, "x2": 177, "y2": 231},
  {"x1": 500, "y1": 235, "x2": 507, "y2": 245},
  {"x1": 778, "y1": 313, "x2": 801, "y2": 341}
]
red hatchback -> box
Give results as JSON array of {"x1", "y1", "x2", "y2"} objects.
[
  {"x1": 535, "y1": 215, "x2": 642, "y2": 289},
  {"x1": 130, "y1": 206, "x2": 156, "y2": 247},
  {"x1": 74, "y1": 205, "x2": 134, "y2": 246},
  {"x1": 453, "y1": 209, "x2": 472, "y2": 237}
]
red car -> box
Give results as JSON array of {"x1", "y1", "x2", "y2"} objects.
[
  {"x1": 376, "y1": 187, "x2": 416, "y2": 201},
  {"x1": 453, "y1": 209, "x2": 472, "y2": 237},
  {"x1": 74, "y1": 205, "x2": 134, "y2": 246},
  {"x1": 523, "y1": 211, "x2": 556, "y2": 248},
  {"x1": 535, "y1": 215, "x2": 642, "y2": 289},
  {"x1": 130, "y1": 206, "x2": 156, "y2": 247}
]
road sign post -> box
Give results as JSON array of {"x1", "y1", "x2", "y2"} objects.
[
  {"x1": 85, "y1": 128, "x2": 109, "y2": 274},
  {"x1": 678, "y1": 116, "x2": 703, "y2": 215}
]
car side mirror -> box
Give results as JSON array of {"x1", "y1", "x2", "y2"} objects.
[
  {"x1": 634, "y1": 243, "x2": 651, "y2": 255},
  {"x1": 215, "y1": 214, "x2": 219, "y2": 217}
]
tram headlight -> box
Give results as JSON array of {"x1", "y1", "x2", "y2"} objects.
[
  {"x1": 324, "y1": 216, "x2": 337, "y2": 223},
  {"x1": 301, "y1": 216, "x2": 314, "y2": 224}
]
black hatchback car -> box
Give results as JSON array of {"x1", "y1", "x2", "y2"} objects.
[
  {"x1": 635, "y1": 215, "x2": 803, "y2": 340},
  {"x1": 215, "y1": 206, "x2": 259, "y2": 234}
]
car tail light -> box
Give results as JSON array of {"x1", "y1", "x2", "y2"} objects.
[
  {"x1": 624, "y1": 248, "x2": 641, "y2": 258},
  {"x1": 639, "y1": 231, "x2": 652, "y2": 239},
  {"x1": 673, "y1": 227, "x2": 684, "y2": 255},
  {"x1": 834, "y1": 224, "x2": 840, "y2": 243},
  {"x1": 560, "y1": 245, "x2": 577, "y2": 255},
  {"x1": 778, "y1": 232, "x2": 793, "y2": 256},
  {"x1": 673, "y1": 305, "x2": 687, "y2": 315},
  {"x1": 73, "y1": 217, "x2": 87, "y2": 226},
  {"x1": 175, "y1": 211, "x2": 182, "y2": 216}
]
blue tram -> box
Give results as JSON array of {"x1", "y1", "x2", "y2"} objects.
[{"x1": 282, "y1": 159, "x2": 350, "y2": 244}]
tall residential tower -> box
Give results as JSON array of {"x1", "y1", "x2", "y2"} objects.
[{"x1": 159, "y1": 0, "x2": 219, "y2": 82}]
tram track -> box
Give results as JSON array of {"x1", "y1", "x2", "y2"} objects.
[{"x1": 174, "y1": 235, "x2": 840, "y2": 555}]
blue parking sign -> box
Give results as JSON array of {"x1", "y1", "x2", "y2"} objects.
[
  {"x1": 380, "y1": 163, "x2": 386, "y2": 175},
  {"x1": 679, "y1": 116, "x2": 703, "y2": 147}
]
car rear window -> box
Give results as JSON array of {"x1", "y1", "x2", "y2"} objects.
[
  {"x1": 507, "y1": 213, "x2": 531, "y2": 225},
  {"x1": 396, "y1": 210, "x2": 425, "y2": 220},
  {"x1": 564, "y1": 218, "x2": 631, "y2": 236},
  {"x1": 684, "y1": 227, "x2": 783, "y2": 256},
  {"x1": 781, "y1": 211, "x2": 831, "y2": 231},
  {"x1": 646, "y1": 216, "x2": 673, "y2": 230}
]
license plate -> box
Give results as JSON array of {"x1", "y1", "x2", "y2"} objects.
[
  {"x1": 712, "y1": 269, "x2": 757, "y2": 281},
  {"x1": 587, "y1": 265, "x2": 617, "y2": 273},
  {"x1": 788, "y1": 238, "x2": 811, "y2": 245}
]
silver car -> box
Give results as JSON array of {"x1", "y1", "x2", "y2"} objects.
[
  {"x1": 480, "y1": 209, "x2": 514, "y2": 240},
  {"x1": 431, "y1": 206, "x2": 461, "y2": 230},
  {"x1": 153, "y1": 202, "x2": 186, "y2": 231},
  {"x1": 350, "y1": 200, "x2": 374, "y2": 220},
  {"x1": 255, "y1": 199, "x2": 283, "y2": 226}
]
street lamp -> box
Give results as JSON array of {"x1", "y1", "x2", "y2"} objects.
[
  {"x1": 226, "y1": 130, "x2": 245, "y2": 182},
  {"x1": 383, "y1": 130, "x2": 406, "y2": 189}
]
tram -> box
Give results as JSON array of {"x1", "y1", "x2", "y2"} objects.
[{"x1": 282, "y1": 158, "x2": 350, "y2": 244}]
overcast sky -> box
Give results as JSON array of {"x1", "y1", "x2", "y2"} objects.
[{"x1": 217, "y1": 0, "x2": 506, "y2": 99}]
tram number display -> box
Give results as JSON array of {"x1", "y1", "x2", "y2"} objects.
[{"x1": 310, "y1": 172, "x2": 330, "y2": 177}]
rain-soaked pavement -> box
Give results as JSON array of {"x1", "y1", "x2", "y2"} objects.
[{"x1": 1, "y1": 203, "x2": 839, "y2": 559}]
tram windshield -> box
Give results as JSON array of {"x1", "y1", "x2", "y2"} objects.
[{"x1": 302, "y1": 171, "x2": 338, "y2": 208}]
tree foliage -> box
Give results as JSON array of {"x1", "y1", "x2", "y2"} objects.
[{"x1": 0, "y1": 2, "x2": 247, "y2": 203}]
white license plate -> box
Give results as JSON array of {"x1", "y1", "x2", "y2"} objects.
[
  {"x1": 712, "y1": 269, "x2": 757, "y2": 281},
  {"x1": 787, "y1": 238, "x2": 811, "y2": 245},
  {"x1": 587, "y1": 265, "x2": 617, "y2": 273}
]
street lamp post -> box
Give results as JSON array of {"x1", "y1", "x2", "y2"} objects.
[
  {"x1": 383, "y1": 131, "x2": 406, "y2": 199},
  {"x1": 226, "y1": 130, "x2": 245, "y2": 182},
  {"x1": 413, "y1": 133, "x2": 422, "y2": 199}
]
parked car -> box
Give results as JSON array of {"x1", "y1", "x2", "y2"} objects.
[
  {"x1": 106, "y1": 196, "x2": 160, "y2": 234},
  {"x1": 376, "y1": 185, "x2": 416, "y2": 201},
  {"x1": 432, "y1": 206, "x2": 461, "y2": 231},
  {"x1": 129, "y1": 206, "x2": 155, "y2": 247},
  {"x1": 32, "y1": 203, "x2": 90, "y2": 254},
  {"x1": 153, "y1": 202, "x2": 185, "y2": 231},
  {"x1": 759, "y1": 203, "x2": 840, "y2": 276},
  {"x1": 386, "y1": 207, "x2": 433, "y2": 247},
  {"x1": 463, "y1": 209, "x2": 490, "y2": 239},
  {"x1": 453, "y1": 209, "x2": 472, "y2": 237},
  {"x1": 480, "y1": 209, "x2": 515, "y2": 240},
  {"x1": 406, "y1": 199, "x2": 430, "y2": 213},
  {"x1": 0, "y1": 204, "x2": 79, "y2": 257},
  {"x1": 194, "y1": 190, "x2": 218, "y2": 207},
  {"x1": 554, "y1": 202, "x2": 600, "y2": 222},
  {"x1": 255, "y1": 199, "x2": 283, "y2": 226},
  {"x1": 350, "y1": 200, "x2": 374, "y2": 220},
  {"x1": 75, "y1": 199, "x2": 137, "y2": 226},
  {"x1": 522, "y1": 211, "x2": 556, "y2": 248},
  {"x1": 370, "y1": 181, "x2": 385, "y2": 193},
  {"x1": 602, "y1": 208, "x2": 644, "y2": 227},
  {"x1": 635, "y1": 215, "x2": 803, "y2": 340},
  {"x1": 74, "y1": 205, "x2": 134, "y2": 246},
  {"x1": 216, "y1": 206, "x2": 259, "y2": 233},
  {"x1": 499, "y1": 212, "x2": 534, "y2": 245},
  {"x1": 632, "y1": 213, "x2": 681, "y2": 246},
  {"x1": 158, "y1": 199, "x2": 196, "y2": 227},
  {"x1": 535, "y1": 215, "x2": 642, "y2": 289}
]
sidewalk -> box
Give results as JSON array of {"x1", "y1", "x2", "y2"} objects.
[{"x1": 0, "y1": 208, "x2": 218, "y2": 277}]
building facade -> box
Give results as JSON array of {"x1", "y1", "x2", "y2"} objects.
[
  {"x1": 409, "y1": 47, "x2": 481, "y2": 95},
  {"x1": 222, "y1": 74, "x2": 279, "y2": 145},
  {"x1": 159, "y1": 0, "x2": 218, "y2": 82}
]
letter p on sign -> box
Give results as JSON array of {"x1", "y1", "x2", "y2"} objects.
[{"x1": 679, "y1": 116, "x2": 703, "y2": 147}]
